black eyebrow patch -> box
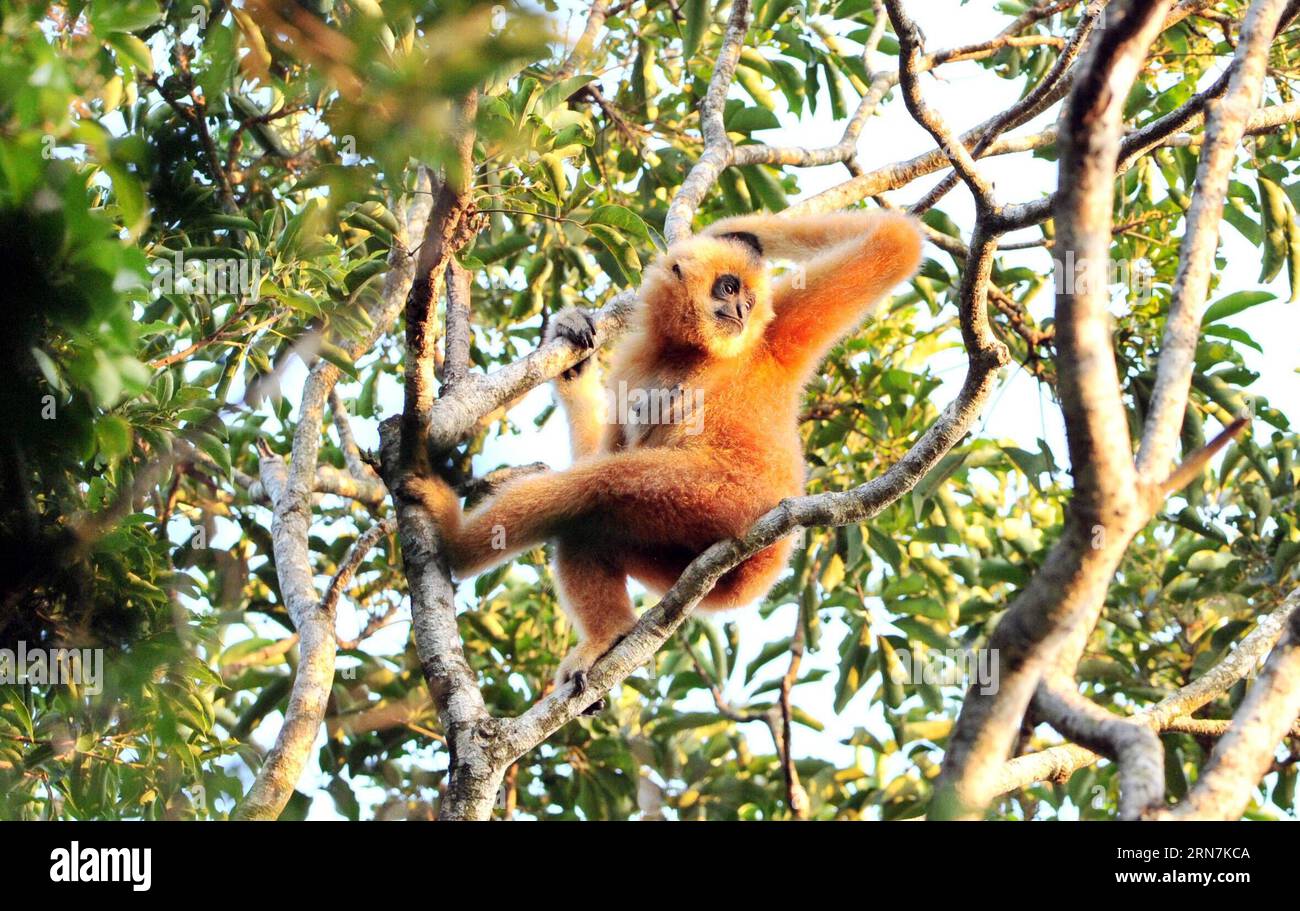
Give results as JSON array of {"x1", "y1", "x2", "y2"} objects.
[{"x1": 717, "y1": 231, "x2": 763, "y2": 258}]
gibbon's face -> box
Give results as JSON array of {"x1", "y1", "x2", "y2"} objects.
[{"x1": 640, "y1": 233, "x2": 773, "y2": 358}]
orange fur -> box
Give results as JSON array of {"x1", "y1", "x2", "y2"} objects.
[{"x1": 412, "y1": 210, "x2": 924, "y2": 687}]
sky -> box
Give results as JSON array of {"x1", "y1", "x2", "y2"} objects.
[{"x1": 228, "y1": 1, "x2": 1300, "y2": 820}]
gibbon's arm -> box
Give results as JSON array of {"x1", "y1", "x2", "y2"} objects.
[
  {"x1": 555, "y1": 364, "x2": 608, "y2": 460},
  {"x1": 544, "y1": 308, "x2": 608, "y2": 460},
  {"x1": 704, "y1": 211, "x2": 924, "y2": 373}
]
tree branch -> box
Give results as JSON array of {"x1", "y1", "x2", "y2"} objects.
[
  {"x1": 1135, "y1": 0, "x2": 1296, "y2": 483},
  {"x1": 556, "y1": 0, "x2": 611, "y2": 80},
  {"x1": 779, "y1": 607, "x2": 810, "y2": 819},
  {"x1": 232, "y1": 170, "x2": 434, "y2": 820},
  {"x1": 1162, "y1": 597, "x2": 1300, "y2": 818},
  {"x1": 887, "y1": 0, "x2": 996, "y2": 209},
  {"x1": 329, "y1": 387, "x2": 376, "y2": 483},
  {"x1": 375, "y1": 92, "x2": 509, "y2": 820},
  {"x1": 932, "y1": 0, "x2": 1177, "y2": 822},
  {"x1": 321, "y1": 518, "x2": 396, "y2": 614},
  {"x1": 442, "y1": 259, "x2": 474, "y2": 391},
  {"x1": 664, "y1": 0, "x2": 752, "y2": 242},
  {"x1": 1033, "y1": 674, "x2": 1164, "y2": 819},
  {"x1": 990, "y1": 590, "x2": 1300, "y2": 801},
  {"x1": 909, "y1": 1, "x2": 1106, "y2": 215}
]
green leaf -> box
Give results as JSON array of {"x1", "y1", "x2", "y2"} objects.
[
  {"x1": 103, "y1": 161, "x2": 148, "y2": 239},
  {"x1": 1203, "y1": 324, "x2": 1262, "y2": 353},
  {"x1": 96, "y1": 415, "x2": 132, "y2": 461},
  {"x1": 1203, "y1": 290, "x2": 1274, "y2": 324},
  {"x1": 318, "y1": 342, "x2": 358, "y2": 379},
  {"x1": 744, "y1": 637, "x2": 792, "y2": 683},
  {"x1": 726, "y1": 106, "x2": 782, "y2": 134},
  {"x1": 682, "y1": 0, "x2": 710, "y2": 58},
  {"x1": 586, "y1": 204, "x2": 654, "y2": 245},
  {"x1": 535, "y1": 75, "x2": 597, "y2": 118},
  {"x1": 106, "y1": 32, "x2": 153, "y2": 72},
  {"x1": 1258, "y1": 177, "x2": 1293, "y2": 283}
]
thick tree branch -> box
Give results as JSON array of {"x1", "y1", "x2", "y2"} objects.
[
  {"x1": 232, "y1": 171, "x2": 434, "y2": 820},
  {"x1": 376, "y1": 92, "x2": 512, "y2": 820},
  {"x1": 242, "y1": 461, "x2": 387, "y2": 506},
  {"x1": 422, "y1": 291, "x2": 636, "y2": 452},
  {"x1": 442, "y1": 259, "x2": 474, "y2": 391},
  {"x1": 991, "y1": 590, "x2": 1300, "y2": 801},
  {"x1": 932, "y1": 0, "x2": 1177, "y2": 822},
  {"x1": 1033, "y1": 674, "x2": 1164, "y2": 819}
]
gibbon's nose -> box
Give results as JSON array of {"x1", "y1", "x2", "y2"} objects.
[{"x1": 717, "y1": 296, "x2": 750, "y2": 325}]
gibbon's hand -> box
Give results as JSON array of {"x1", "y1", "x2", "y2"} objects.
[{"x1": 545, "y1": 307, "x2": 597, "y2": 380}]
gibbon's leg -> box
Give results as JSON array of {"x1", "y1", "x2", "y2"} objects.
[
  {"x1": 705, "y1": 211, "x2": 924, "y2": 373},
  {"x1": 551, "y1": 540, "x2": 638, "y2": 706},
  {"x1": 406, "y1": 446, "x2": 727, "y2": 578},
  {"x1": 544, "y1": 307, "x2": 609, "y2": 460},
  {"x1": 405, "y1": 446, "x2": 732, "y2": 697}
]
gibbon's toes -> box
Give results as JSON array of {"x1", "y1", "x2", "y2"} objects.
[
  {"x1": 570, "y1": 671, "x2": 605, "y2": 715},
  {"x1": 556, "y1": 641, "x2": 609, "y2": 714}
]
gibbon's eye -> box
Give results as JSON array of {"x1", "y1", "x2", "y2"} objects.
[{"x1": 712, "y1": 274, "x2": 741, "y2": 299}]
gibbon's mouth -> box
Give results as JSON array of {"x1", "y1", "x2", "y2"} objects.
[{"x1": 714, "y1": 311, "x2": 746, "y2": 332}]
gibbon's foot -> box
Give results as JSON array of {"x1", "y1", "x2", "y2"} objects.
[
  {"x1": 545, "y1": 307, "x2": 597, "y2": 380},
  {"x1": 555, "y1": 632, "x2": 630, "y2": 715},
  {"x1": 571, "y1": 672, "x2": 604, "y2": 716}
]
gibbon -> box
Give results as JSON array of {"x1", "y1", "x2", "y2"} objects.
[{"x1": 407, "y1": 210, "x2": 924, "y2": 703}]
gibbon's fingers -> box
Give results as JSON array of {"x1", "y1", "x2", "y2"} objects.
[
  {"x1": 766, "y1": 211, "x2": 924, "y2": 373},
  {"x1": 544, "y1": 306, "x2": 597, "y2": 380},
  {"x1": 704, "y1": 210, "x2": 905, "y2": 263},
  {"x1": 425, "y1": 446, "x2": 730, "y2": 577}
]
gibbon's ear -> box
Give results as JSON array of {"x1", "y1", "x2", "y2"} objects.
[
  {"x1": 671, "y1": 262, "x2": 684, "y2": 280},
  {"x1": 716, "y1": 231, "x2": 764, "y2": 259}
]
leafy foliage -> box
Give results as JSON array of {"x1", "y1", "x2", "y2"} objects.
[{"x1": 1, "y1": 0, "x2": 1297, "y2": 820}]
